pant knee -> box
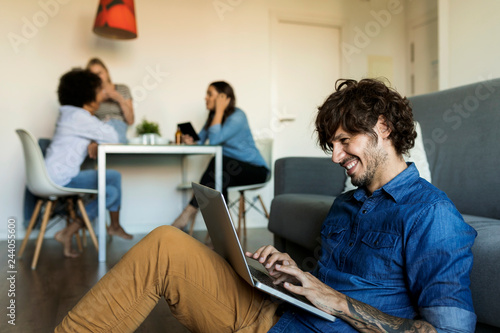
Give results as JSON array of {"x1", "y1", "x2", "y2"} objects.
[
  {"x1": 148, "y1": 225, "x2": 183, "y2": 242},
  {"x1": 106, "y1": 170, "x2": 122, "y2": 187},
  {"x1": 145, "y1": 226, "x2": 194, "y2": 255}
]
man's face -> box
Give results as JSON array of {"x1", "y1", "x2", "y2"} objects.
[
  {"x1": 87, "y1": 86, "x2": 105, "y2": 115},
  {"x1": 330, "y1": 125, "x2": 388, "y2": 188}
]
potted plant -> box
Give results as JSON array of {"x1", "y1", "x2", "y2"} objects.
[{"x1": 136, "y1": 118, "x2": 161, "y2": 144}]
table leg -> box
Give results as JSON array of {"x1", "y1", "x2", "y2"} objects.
[
  {"x1": 98, "y1": 146, "x2": 106, "y2": 262},
  {"x1": 214, "y1": 147, "x2": 222, "y2": 192},
  {"x1": 181, "y1": 155, "x2": 188, "y2": 207}
]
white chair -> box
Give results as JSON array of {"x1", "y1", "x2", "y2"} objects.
[
  {"x1": 16, "y1": 129, "x2": 99, "y2": 270},
  {"x1": 228, "y1": 138, "x2": 273, "y2": 238}
]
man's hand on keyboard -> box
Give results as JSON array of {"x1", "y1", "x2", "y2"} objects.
[
  {"x1": 246, "y1": 246, "x2": 344, "y2": 316},
  {"x1": 245, "y1": 245, "x2": 300, "y2": 286}
]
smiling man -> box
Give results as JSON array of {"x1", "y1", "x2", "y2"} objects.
[
  {"x1": 251, "y1": 79, "x2": 477, "y2": 332},
  {"x1": 278, "y1": 78, "x2": 477, "y2": 331},
  {"x1": 55, "y1": 78, "x2": 477, "y2": 333}
]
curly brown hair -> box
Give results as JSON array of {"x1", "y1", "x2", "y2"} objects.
[
  {"x1": 315, "y1": 78, "x2": 416, "y2": 156},
  {"x1": 58, "y1": 68, "x2": 102, "y2": 107}
]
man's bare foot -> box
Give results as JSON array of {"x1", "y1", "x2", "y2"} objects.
[
  {"x1": 107, "y1": 226, "x2": 133, "y2": 240},
  {"x1": 55, "y1": 230, "x2": 80, "y2": 258}
]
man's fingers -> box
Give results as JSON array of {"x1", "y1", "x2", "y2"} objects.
[
  {"x1": 273, "y1": 274, "x2": 291, "y2": 285},
  {"x1": 257, "y1": 246, "x2": 278, "y2": 264},
  {"x1": 275, "y1": 263, "x2": 302, "y2": 281},
  {"x1": 249, "y1": 245, "x2": 272, "y2": 260},
  {"x1": 283, "y1": 282, "x2": 303, "y2": 295}
]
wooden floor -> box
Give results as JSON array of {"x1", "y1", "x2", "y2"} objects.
[{"x1": 0, "y1": 227, "x2": 273, "y2": 332}]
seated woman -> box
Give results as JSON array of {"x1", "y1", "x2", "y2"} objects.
[
  {"x1": 172, "y1": 81, "x2": 269, "y2": 229},
  {"x1": 86, "y1": 58, "x2": 134, "y2": 144},
  {"x1": 45, "y1": 68, "x2": 133, "y2": 258}
]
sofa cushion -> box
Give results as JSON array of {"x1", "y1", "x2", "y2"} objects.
[
  {"x1": 274, "y1": 157, "x2": 346, "y2": 197},
  {"x1": 462, "y1": 215, "x2": 500, "y2": 328},
  {"x1": 409, "y1": 80, "x2": 500, "y2": 219},
  {"x1": 405, "y1": 121, "x2": 432, "y2": 183},
  {"x1": 269, "y1": 194, "x2": 334, "y2": 251}
]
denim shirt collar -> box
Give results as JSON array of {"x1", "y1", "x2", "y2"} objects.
[{"x1": 353, "y1": 162, "x2": 420, "y2": 203}]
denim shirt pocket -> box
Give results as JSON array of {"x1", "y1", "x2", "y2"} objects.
[
  {"x1": 320, "y1": 224, "x2": 348, "y2": 265},
  {"x1": 352, "y1": 231, "x2": 400, "y2": 279}
]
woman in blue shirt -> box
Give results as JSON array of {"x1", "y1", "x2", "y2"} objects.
[{"x1": 172, "y1": 81, "x2": 269, "y2": 230}]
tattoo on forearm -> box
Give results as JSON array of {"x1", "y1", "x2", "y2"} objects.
[
  {"x1": 344, "y1": 296, "x2": 437, "y2": 333},
  {"x1": 313, "y1": 300, "x2": 345, "y2": 317}
]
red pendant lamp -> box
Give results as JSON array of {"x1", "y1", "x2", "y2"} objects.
[{"x1": 93, "y1": 0, "x2": 137, "y2": 40}]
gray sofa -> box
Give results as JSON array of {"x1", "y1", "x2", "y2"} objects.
[{"x1": 268, "y1": 79, "x2": 500, "y2": 332}]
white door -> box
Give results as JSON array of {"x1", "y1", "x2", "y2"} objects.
[
  {"x1": 410, "y1": 18, "x2": 438, "y2": 95},
  {"x1": 271, "y1": 16, "x2": 341, "y2": 160}
]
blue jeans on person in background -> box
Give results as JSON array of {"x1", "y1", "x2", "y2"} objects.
[
  {"x1": 65, "y1": 169, "x2": 121, "y2": 221},
  {"x1": 106, "y1": 118, "x2": 128, "y2": 144}
]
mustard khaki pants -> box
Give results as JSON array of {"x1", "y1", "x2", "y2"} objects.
[{"x1": 55, "y1": 226, "x2": 280, "y2": 332}]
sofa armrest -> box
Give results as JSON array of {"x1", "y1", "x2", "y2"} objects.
[
  {"x1": 463, "y1": 217, "x2": 500, "y2": 329},
  {"x1": 274, "y1": 157, "x2": 346, "y2": 197},
  {"x1": 269, "y1": 193, "x2": 333, "y2": 271}
]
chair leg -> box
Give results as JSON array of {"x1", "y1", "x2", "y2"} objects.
[
  {"x1": 75, "y1": 232, "x2": 83, "y2": 252},
  {"x1": 19, "y1": 199, "x2": 43, "y2": 259},
  {"x1": 257, "y1": 195, "x2": 269, "y2": 219},
  {"x1": 237, "y1": 192, "x2": 245, "y2": 239},
  {"x1": 31, "y1": 200, "x2": 53, "y2": 270},
  {"x1": 76, "y1": 198, "x2": 99, "y2": 252}
]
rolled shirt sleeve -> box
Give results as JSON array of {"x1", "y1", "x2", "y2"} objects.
[{"x1": 405, "y1": 201, "x2": 477, "y2": 332}]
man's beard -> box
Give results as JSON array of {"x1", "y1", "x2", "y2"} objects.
[{"x1": 350, "y1": 142, "x2": 388, "y2": 188}]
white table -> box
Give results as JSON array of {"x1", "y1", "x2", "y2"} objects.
[{"x1": 97, "y1": 144, "x2": 223, "y2": 262}]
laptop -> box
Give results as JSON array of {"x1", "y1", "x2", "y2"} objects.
[{"x1": 192, "y1": 182, "x2": 337, "y2": 322}]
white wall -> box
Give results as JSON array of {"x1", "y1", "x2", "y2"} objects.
[
  {"x1": 339, "y1": 0, "x2": 409, "y2": 93},
  {"x1": 438, "y1": 0, "x2": 500, "y2": 89},
  {"x1": 405, "y1": 0, "x2": 438, "y2": 95},
  {"x1": 0, "y1": 0, "x2": 408, "y2": 239}
]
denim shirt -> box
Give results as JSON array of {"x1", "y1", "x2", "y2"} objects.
[{"x1": 269, "y1": 163, "x2": 477, "y2": 333}]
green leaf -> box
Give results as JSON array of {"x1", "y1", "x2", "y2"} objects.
[{"x1": 136, "y1": 118, "x2": 161, "y2": 135}]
